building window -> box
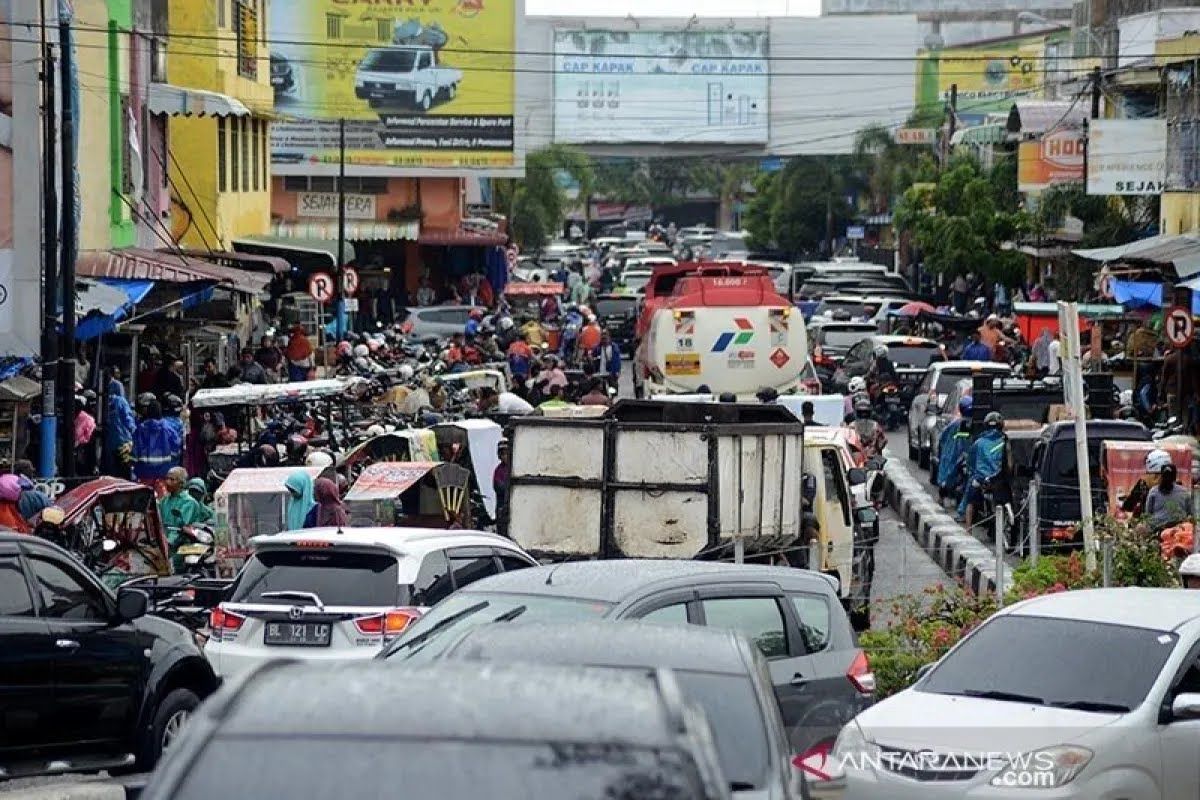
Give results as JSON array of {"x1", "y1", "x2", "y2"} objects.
[
  {"x1": 283, "y1": 176, "x2": 306, "y2": 192},
  {"x1": 217, "y1": 118, "x2": 227, "y2": 192},
  {"x1": 376, "y1": 18, "x2": 392, "y2": 41},
  {"x1": 251, "y1": 119, "x2": 259, "y2": 192},
  {"x1": 241, "y1": 117, "x2": 250, "y2": 190},
  {"x1": 119, "y1": 94, "x2": 133, "y2": 194},
  {"x1": 218, "y1": 0, "x2": 226, "y2": 28},
  {"x1": 234, "y1": 0, "x2": 258, "y2": 79},
  {"x1": 326, "y1": 13, "x2": 343, "y2": 40},
  {"x1": 230, "y1": 117, "x2": 239, "y2": 193}
]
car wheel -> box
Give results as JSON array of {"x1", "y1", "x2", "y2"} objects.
[
  {"x1": 447, "y1": 83, "x2": 458, "y2": 99},
  {"x1": 419, "y1": 91, "x2": 432, "y2": 111},
  {"x1": 907, "y1": 433, "x2": 917, "y2": 462},
  {"x1": 138, "y1": 688, "x2": 200, "y2": 769}
]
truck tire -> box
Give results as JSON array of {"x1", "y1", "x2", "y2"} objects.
[
  {"x1": 136, "y1": 687, "x2": 200, "y2": 769},
  {"x1": 419, "y1": 91, "x2": 432, "y2": 111},
  {"x1": 447, "y1": 83, "x2": 457, "y2": 99}
]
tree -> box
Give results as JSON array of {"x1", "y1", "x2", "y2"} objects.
[
  {"x1": 501, "y1": 145, "x2": 595, "y2": 250},
  {"x1": 741, "y1": 156, "x2": 854, "y2": 258},
  {"x1": 689, "y1": 160, "x2": 758, "y2": 230}
]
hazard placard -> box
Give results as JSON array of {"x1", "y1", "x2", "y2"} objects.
[
  {"x1": 664, "y1": 353, "x2": 701, "y2": 376},
  {"x1": 308, "y1": 272, "x2": 335, "y2": 304},
  {"x1": 341, "y1": 266, "x2": 360, "y2": 297},
  {"x1": 770, "y1": 347, "x2": 791, "y2": 369},
  {"x1": 1166, "y1": 305, "x2": 1194, "y2": 349}
]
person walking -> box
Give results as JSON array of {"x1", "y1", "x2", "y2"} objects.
[
  {"x1": 284, "y1": 471, "x2": 316, "y2": 531},
  {"x1": 285, "y1": 325, "x2": 314, "y2": 383},
  {"x1": 131, "y1": 399, "x2": 182, "y2": 485},
  {"x1": 591, "y1": 331, "x2": 622, "y2": 391},
  {"x1": 309, "y1": 477, "x2": 349, "y2": 528}
]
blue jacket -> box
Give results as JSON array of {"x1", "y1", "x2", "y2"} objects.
[
  {"x1": 132, "y1": 418, "x2": 182, "y2": 480},
  {"x1": 164, "y1": 416, "x2": 185, "y2": 443},
  {"x1": 936, "y1": 418, "x2": 972, "y2": 489},
  {"x1": 591, "y1": 342, "x2": 622, "y2": 376},
  {"x1": 105, "y1": 392, "x2": 137, "y2": 451},
  {"x1": 962, "y1": 342, "x2": 992, "y2": 361},
  {"x1": 966, "y1": 428, "x2": 1006, "y2": 482}
]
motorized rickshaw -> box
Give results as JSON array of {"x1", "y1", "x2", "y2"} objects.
[
  {"x1": 344, "y1": 461, "x2": 474, "y2": 528},
  {"x1": 211, "y1": 466, "x2": 325, "y2": 576},
  {"x1": 339, "y1": 430, "x2": 440, "y2": 482},
  {"x1": 42, "y1": 477, "x2": 170, "y2": 589},
  {"x1": 504, "y1": 281, "x2": 565, "y2": 351},
  {"x1": 431, "y1": 419, "x2": 503, "y2": 522}
]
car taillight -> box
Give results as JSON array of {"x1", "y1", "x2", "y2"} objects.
[
  {"x1": 354, "y1": 608, "x2": 422, "y2": 639},
  {"x1": 209, "y1": 606, "x2": 246, "y2": 641},
  {"x1": 847, "y1": 650, "x2": 875, "y2": 694}
]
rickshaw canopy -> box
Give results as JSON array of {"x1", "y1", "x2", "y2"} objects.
[
  {"x1": 190, "y1": 377, "x2": 368, "y2": 409},
  {"x1": 54, "y1": 476, "x2": 158, "y2": 525},
  {"x1": 214, "y1": 466, "x2": 325, "y2": 496},
  {"x1": 505, "y1": 281, "x2": 564, "y2": 297},
  {"x1": 345, "y1": 462, "x2": 439, "y2": 501},
  {"x1": 436, "y1": 369, "x2": 508, "y2": 394}
]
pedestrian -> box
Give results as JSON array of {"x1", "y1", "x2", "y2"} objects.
[
  {"x1": 579, "y1": 378, "x2": 611, "y2": 407},
  {"x1": 1032, "y1": 328, "x2": 1053, "y2": 373},
  {"x1": 416, "y1": 277, "x2": 436, "y2": 307},
  {"x1": 131, "y1": 398, "x2": 182, "y2": 485},
  {"x1": 284, "y1": 470, "x2": 316, "y2": 531},
  {"x1": 154, "y1": 357, "x2": 187, "y2": 401},
  {"x1": 235, "y1": 348, "x2": 268, "y2": 384},
  {"x1": 993, "y1": 282, "x2": 1011, "y2": 316},
  {"x1": 1028, "y1": 283, "x2": 1047, "y2": 302},
  {"x1": 12, "y1": 460, "x2": 48, "y2": 523},
  {"x1": 1047, "y1": 335, "x2": 1062, "y2": 375},
  {"x1": 104, "y1": 375, "x2": 137, "y2": 478},
  {"x1": 476, "y1": 386, "x2": 534, "y2": 416},
  {"x1": 199, "y1": 359, "x2": 229, "y2": 390},
  {"x1": 255, "y1": 335, "x2": 284, "y2": 379},
  {"x1": 284, "y1": 324, "x2": 314, "y2": 382},
  {"x1": 951, "y1": 273, "x2": 969, "y2": 314},
  {"x1": 309, "y1": 477, "x2": 349, "y2": 528},
  {"x1": 962, "y1": 332, "x2": 992, "y2": 362},
  {"x1": 73, "y1": 394, "x2": 96, "y2": 454},
  {"x1": 493, "y1": 439, "x2": 511, "y2": 524},
  {"x1": 507, "y1": 334, "x2": 534, "y2": 382},
  {"x1": 591, "y1": 331, "x2": 622, "y2": 391},
  {"x1": 1144, "y1": 450, "x2": 1191, "y2": 530},
  {"x1": 801, "y1": 401, "x2": 817, "y2": 426},
  {"x1": 0, "y1": 473, "x2": 31, "y2": 533},
  {"x1": 537, "y1": 384, "x2": 572, "y2": 410}
]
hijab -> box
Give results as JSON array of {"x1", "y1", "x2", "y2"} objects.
[
  {"x1": 284, "y1": 471, "x2": 315, "y2": 531},
  {"x1": 313, "y1": 477, "x2": 348, "y2": 528},
  {"x1": 16, "y1": 476, "x2": 50, "y2": 521}
]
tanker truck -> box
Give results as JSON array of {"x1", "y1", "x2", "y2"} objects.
[{"x1": 633, "y1": 262, "x2": 809, "y2": 399}]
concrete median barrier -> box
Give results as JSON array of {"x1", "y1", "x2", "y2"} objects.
[{"x1": 2, "y1": 784, "x2": 129, "y2": 800}]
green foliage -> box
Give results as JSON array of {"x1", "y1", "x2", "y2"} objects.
[
  {"x1": 740, "y1": 156, "x2": 855, "y2": 258},
  {"x1": 506, "y1": 145, "x2": 595, "y2": 250}
]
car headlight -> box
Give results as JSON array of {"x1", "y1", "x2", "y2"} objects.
[
  {"x1": 831, "y1": 720, "x2": 879, "y2": 765},
  {"x1": 990, "y1": 746, "x2": 1092, "y2": 789}
]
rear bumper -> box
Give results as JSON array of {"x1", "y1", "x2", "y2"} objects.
[{"x1": 205, "y1": 640, "x2": 382, "y2": 678}]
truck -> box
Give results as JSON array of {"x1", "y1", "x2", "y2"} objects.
[
  {"x1": 633, "y1": 262, "x2": 809, "y2": 400},
  {"x1": 354, "y1": 45, "x2": 462, "y2": 112}
]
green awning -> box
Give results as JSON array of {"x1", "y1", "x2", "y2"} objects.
[
  {"x1": 231, "y1": 236, "x2": 355, "y2": 267},
  {"x1": 951, "y1": 122, "x2": 1008, "y2": 147},
  {"x1": 273, "y1": 221, "x2": 419, "y2": 243}
]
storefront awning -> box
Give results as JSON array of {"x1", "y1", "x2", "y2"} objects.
[
  {"x1": 271, "y1": 221, "x2": 419, "y2": 243},
  {"x1": 178, "y1": 249, "x2": 289, "y2": 274},
  {"x1": 147, "y1": 83, "x2": 250, "y2": 117},
  {"x1": 1073, "y1": 233, "x2": 1200, "y2": 279},
  {"x1": 952, "y1": 122, "x2": 1009, "y2": 146},
  {"x1": 71, "y1": 278, "x2": 149, "y2": 340},
  {"x1": 76, "y1": 248, "x2": 270, "y2": 294},
  {"x1": 419, "y1": 228, "x2": 507, "y2": 246},
  {"x1": 232, "y1": 236, "x2": 352, "y2": 268}
]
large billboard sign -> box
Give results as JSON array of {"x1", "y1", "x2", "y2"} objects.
[
  {"x1": 1087, "y1": 119, "x2": 1167, "y2": 196},
  {"x1": 270, "y1": 0, "x2": 515, "y2": 174},
  {"x1": 935, "y1": 41, "x2": 1043, "y2": 116},
  {"x1": 552, "y1": 29, "x2": 769, "y2": 145},
  {"x1": 1018, "y1": 129, "x2": 1085, "y2": 192}
]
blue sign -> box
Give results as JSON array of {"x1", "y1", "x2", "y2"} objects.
[
  {"x1": 846, "y1": 226, "x2": 866, "y2": 240},
  {"x1": 760, "y1": 157, "x2": 785, "y2": 173}
]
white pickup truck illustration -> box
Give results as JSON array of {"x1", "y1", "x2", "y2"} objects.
[{"x1": 354, "y1": 45, "x2": 463, "y2": 113}]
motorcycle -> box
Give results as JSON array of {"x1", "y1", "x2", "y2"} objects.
[
  {"x1": 876, "y1": 383, "x2": 905, "y2": 431},
  {"x1": 174, "y1": 524, "x2": 217, "y2": 578}
]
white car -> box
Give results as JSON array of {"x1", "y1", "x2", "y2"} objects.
[
  {"x1": 204, "y1": 527, "x2": 538, "y2": 678},
  {"x1": 834, "y1": 587, "x2": 1200, "y2": 799}
]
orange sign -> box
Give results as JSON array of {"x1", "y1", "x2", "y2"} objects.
[{"x1": 1018, "y1": 129, "x2": 1086, "y2": 192}]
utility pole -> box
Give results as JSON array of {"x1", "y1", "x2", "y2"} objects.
[
  {"x1": 38, "y1": 0, "x2": 58, "y2": 478},
  {"x1": 1058, "y1": 302, "x2": 1096, "y2": 572},
  {"x1": 335, "y1": 118, "x2": 346, "y2": 340},
  {"x1": 943, "y1": 83, "x2": 957, "y2": 168},
  {"x1": 58, "y1": 5, "x2": 77, "y2": 478},
  {"x1": 1084, "y1": 66, "x2": 1101, "y2": 191}
]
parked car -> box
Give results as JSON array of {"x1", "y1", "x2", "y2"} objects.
[
  {"x1": 141, "y1": 660, "x2": 732, "y2": 800},
  {"x1": 402, "y1": 305, "x2": 486, "y2": 338},
  {"x1": 354, "y1": 45, "x2": 462, "y2": 112},
  {"x1": 906, "y1": 360, "x2": 1012, "y2": 467},
  {"x1": 203, "y1": 527, "x2": 537, "y2": 678},
  {"x1": 436, "y1": 621, "x2": 835, "y2": 800},
  {"x1": 835, "y1": 588, "x2": 1200, "y2": 799},
  {"x1": 379, "y1": 560, "x2": 875, "y2": 753},
  {"x1": 0, "y1": 533, "x2": 218, "y2": 777}
]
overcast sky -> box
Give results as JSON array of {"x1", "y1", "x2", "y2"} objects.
[{"x1": 527, "y1": 0, "x2": 821, "y2": 17}]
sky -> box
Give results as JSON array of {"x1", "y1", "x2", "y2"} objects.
[{"x1": 527, "y1": 0, "x2": 821, "y2": 17}]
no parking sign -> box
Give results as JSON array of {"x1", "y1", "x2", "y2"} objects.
[{"x1": 308, "y1": 272, "x2": 335, "y2": 304}]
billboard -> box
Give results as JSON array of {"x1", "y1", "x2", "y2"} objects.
[
  {"x1": 1087, "y1": 119, "x2": 1167, "y2": 196},
  {"x1": 552, "y1": 29, "x2": 768, "y2": 144},
  {"x1": 935, "y1": 41, "x2": 1043, "y2": 116},
  {"x1": 269, "y1": 0, "x2": 515, "y2": 174},
  {"x1": 1018, "y1": 129, "x2": 1085, "y2": 192}
]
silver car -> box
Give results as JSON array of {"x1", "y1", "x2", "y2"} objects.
[
  {"x1": 403, "y1": 305, "x2": 486, "y2": 338},
  {"x1": 907, "y1": 361, "x2": 1011, "y2": 469}
]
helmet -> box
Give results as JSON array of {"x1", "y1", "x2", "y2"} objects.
[
  {"x1": 984, "y1": 411, "x2": 1004, "y2": 429},
  {"x1": 367, "y1": 339, "x2": 382, "y2": 353},
  {"x1": 136, "y1": 392, "x2": 156, "y2": 409},
  {"x1": 1181, "y1": 554, "x2": 1200, "y2": 578},
  {"x1": 958, "y1": 395, "x2": 973, "y2": 414},
  {"x1": 848, "y1": 377, "x2": 866, "y2": 394},
  {"x1": 499, "y1": 316, "x2": 514, "y2": 331},
  {"x1": 305, "y1": 450, "x2": 334, "y2": 469},
  {"x1": 163, "y1": 393, "x2": 184, "y2": 413},
  {"x1": 40, "y1": 506, "x2": 65, "y2": 526},
  {"x1": 398, "y1": 364, "x2": 415, "y2": 382},
  {"x1": 337, "y1": 341, "x2": 353, "y2": 358},
  {"x1": 579, "y1": 306, "x2": 592, "y2": 317},
  {"x1": 874, "y1": 345, "x2": 888, "y2": 358},
  {"x1": 353, "y1": 344, "x2": 369, "y2": 359},
  {"x1": 1146, "y1": 448, "x2": 1173, "y2": 475},
  {"x1": 366, "y1": 424, "x2": 386, "y2": 437}
]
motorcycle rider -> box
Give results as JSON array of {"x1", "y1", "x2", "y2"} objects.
[
  {"x1": 1144, "y1": 448, "x2": 1192, "y2": 531},
  {"x1": 936, "y1": 395, "x2": 974, "y2": 501},
  {"x1": 851, "y1": 396, "x2": 887, "y2": 462},
  {"x1": 957, "y1": 411, "x2": 1010, "y2": 528},
  {"x1": 159, "y1": 466, "x2": 213, "y2": 571}
]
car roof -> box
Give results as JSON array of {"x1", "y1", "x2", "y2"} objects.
[
  {"x1": 1004, "y1": 588, "x2": 1200, "y2": 631},
  {"x1": 1044, "y1": 419, "x2": 1149, "y2": 440},
  {"x1": 929, "y1": 360, "x2": 1012, "y2": 372},
  {"x1": 457, "y1": 559, "x2": 835, "y2": 603},
  {"x1": 811, "y1": 320, "x2": 877, "y2": 329},
  {"x1": 445, "y1": 621, "x2": 755, "y2": 675},
  {"x1": 874, "y1": 334, "x2": 938, "y2": 346},
  {"x1": 213, "y1": 661, "x2": 683, "y2": 744},
  {"x1": 250, "y1": 526, "x2": 523, "y2": 557}
]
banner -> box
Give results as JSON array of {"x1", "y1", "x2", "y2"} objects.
[
  {"x1": 553, "y1": 29, "x2": 769, "y2": 144},
  {"x1": 1018, "y1": 129, "x2": 1085, "y2": 192},
  {"x1": 270, "y1": 0, "x2": 515, "y2": 173},
  {"x1": 936, "y1": 41, "x2": 1043, "y2": 115},
  {"x1": 1087, "y1": 119, "x2": 1167, "y2": 195}
]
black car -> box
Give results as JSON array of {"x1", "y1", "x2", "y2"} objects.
[
  {"x1": 269, "y1": 54, "x2": 294, "y2": 93},
  {"x1": 379, "y1": 560, "x2": 874, "y2": 753},
  {"x1": 0, "y1": 534, "x2": 218, "y2": 777},
  {"x1": 593, "y1": 293, "x2": 639, "y2": 352},
  {"x1": 437, "y1": 621, "x2": 822, "y2": 800},
  {"x1": 141, "y1": 660, "x2": 732, "y2": 800}
]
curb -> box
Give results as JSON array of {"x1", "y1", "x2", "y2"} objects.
[
  {"x1": 881, "y1": 461, "x2": 1014, "y2": 597},
  {"x1": 0, "y1": 785, "x2": 127, "y2": 800}
]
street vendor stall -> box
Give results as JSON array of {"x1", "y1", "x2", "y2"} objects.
[
  {"x1": 1012, "y1": 302, "x2": 1124, "y2": 343},
  {"x1": 0, "y1": 375, "x2": 39, "y2": 466},
  {"x1": 344, "y1": 461, "x2": 473, "y2": 528},
  {"x1": 505, "y1": 282, "x2": 564, "y2": 351},
  {"x1": 212, "y1": 466, "x2": 324, "y2": 576}
]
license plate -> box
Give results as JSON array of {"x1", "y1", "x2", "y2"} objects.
[
  {"x1": 263, "y1": 621, "x2": 332, "y2": 647},
  {"x1": 368, "y1": 91, "x2": 387, "y2": 99},
  {"x1": 177, "y1": 544, "x2": 208, "y2": 556}
]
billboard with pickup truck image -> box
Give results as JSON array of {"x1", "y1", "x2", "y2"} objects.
[{"x1": 270, "y1": 0, "x2": 516, "y2": 173}]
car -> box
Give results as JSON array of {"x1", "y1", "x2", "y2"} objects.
[
  {"x1": 906, "y1": 360, "x2": 1013, "y2": 466},
  {"x1": 838, "y1": 335, "x2": 947, "y2": 394},
  {"x1": 380, "y1": 560, "x2": 875, "y2": 754},
  {"x1": 593, "y1": 293, "x2": 640, "y2": 353},
  {"x1": 617, "y1": 268, "x2": 654, "y2": 294},
  {"x1": 834, "y1": 587, "x2": 1200, "y2": 799},
  {"x1": 203, "y1": 527, "x2": 537, "y2": 678},
  {"x1": 641, "y1": 240, "x2": 676, "y2": 257},
  {"x1": 0, "y1": 533, "x2": 218, "y2": 777},
  {"x1": 436, "y1": 621, "x2": 834, "y2": 800},
  {"x1": 621, "y1": 256, "x2": 677, "y2": 274},
  {"x1": 809, "y1": 320, "x2": 879, "y2": 373},
  {"x1": 401, "y1": 304, "x2": 486, "y2": 338},
  {"x1": 812, "y1": 296, "x2": 911, "y2": 325},
  {"x1": 141, "y1": 660, "x2": 733, "y2": 800},
  {"x1": 354, "y1": 45, "x2": 462, "y2": 112}
]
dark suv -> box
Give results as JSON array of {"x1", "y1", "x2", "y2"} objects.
[{"x1": 0, "y1": 533, "x2": 218, "y2": 778}]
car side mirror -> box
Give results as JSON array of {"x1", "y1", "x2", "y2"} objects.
[
  {"x1": 115, "y1": 587, "x2": 149, "y2": 623},
  {"x1": 802, "y1": 474, "x2": 818, "y2": 503},
  {"x1": 847, "y1": 467, "x2": 867, "y2": 486},
  {"x1": 1173, "y1": 693, "x2": 1200, "y2": 721},
  {"x1": 915, "y1": 662, "x2": 936, "y2": 682}
]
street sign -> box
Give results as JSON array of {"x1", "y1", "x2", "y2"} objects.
[
  {"x1": 341, "y1": 266, "x2": 360, "y2": 297},
  {"x1": 846, "y1": 225, "x2": 865, "y2": 240},
  {"x1": 1166, "y1": 305, "x2": 1194, "y2": 349},
  {"x1": 345, "y1": 298, "x2": 360, "y2": 313},
  {"x1": 895, "y1": 127, "x2": 936, "y2": 145},
  {"x1": 308, "y1": 272, "x2": 335, "y2": 304}
]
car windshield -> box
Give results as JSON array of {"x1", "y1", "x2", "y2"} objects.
[
  {"x1": 995, "y1": 395, "x2": 1060, "y2": 423},
  {"x1": 621, "y1": 274, "x2": 652, "y2": 292},
  {"x1": 818, "y1": 300, "x2": 868, "y2": 318},
  {"x1": 1045, "y1": 439, "x2": 1105, "y2": 481},
  {"x1": 920, "y1": 615, "x2": 1176, "y2": 711},
  {"x1": 675, "y1": 671, "x2": 769, "y2": 790},
  {"x1": 888, "y1": 344, "x2": 942, "y2": 368},
  {"x1": 936, "y1": 370, "x2": 988, "y2": 394},
  {"x1": 382, "y1": 592, "x2": 613, "y2": 661},
  {"x1": 360, "y1": 49, "x2": 418, "y2": 72},
  {"x1": 819, "y1": 328, "x2": 874, "y2": 348},
  {"x1": 595, "y1": 299, "x2": 636, "y2": 317},
  {"x1": 170, "y1": 738, "x2": 706, "y2": 800},
  {"x1": 230, "y1": 550, "x2": 399, "y2": 607}
]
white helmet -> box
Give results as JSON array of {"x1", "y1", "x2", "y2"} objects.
[
  {"x1": 367, "y1": 424, "x2": 386, "y2": 437},
  {"x1": 353, "y1": 343, "x2": 369, "y2": 358},
  {"x1": 306, "y1": 451, "x2": 334, "y2": 469},
  {"x1": 1181, "y1": 553, "x2": 1200, "y2": 578},
  {"x1": 873, "y1": 345, "x2": 888, "y2": 358},
  {"x1": 1119, "y1": 389, "x2": 1134, "y2": 406},
  {"x1": 848, "y1": 377, "x2": 866, "y2": 394},
  {"x1": 397, "y1": 364, "x2": 414, "y2": 381},
  {"x1": 499, "y1": 316, "x2": 514, "y2": 331},
  {"x1": 1146, "y1": 448, "x2": 1174, "y2": 475}
]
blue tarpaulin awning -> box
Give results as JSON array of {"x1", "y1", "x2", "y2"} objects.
[
  {"x1": 1110, "y1": 279, "x2": 1200, "y2": 315},
  {"x1": 70, "y1": 278, "x2": 154, "y2": 340}
]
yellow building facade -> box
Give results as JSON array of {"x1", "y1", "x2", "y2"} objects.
[
  {"x1": 1158, "y1": 33, "x2": 1200, "y2": 235},
  {"x1": 167, "y1": 0, "x2": 273, "y2": 249}
]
